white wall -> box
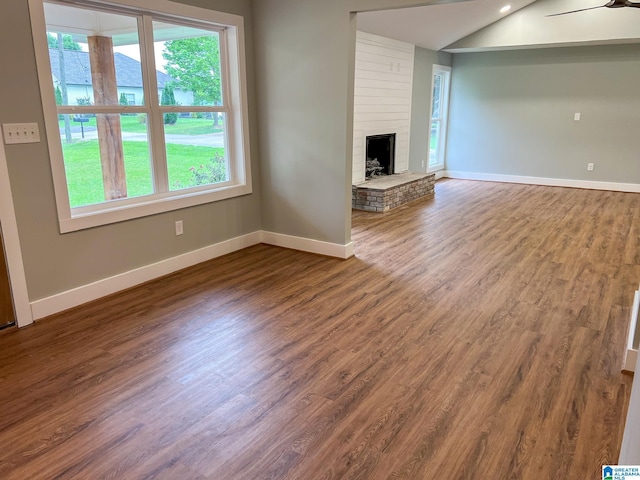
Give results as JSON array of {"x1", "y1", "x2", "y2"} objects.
[{"x1": 352, "y1": 31, "x2": 414, "y2": 184}]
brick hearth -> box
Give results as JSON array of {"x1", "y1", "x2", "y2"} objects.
[{"x1": 352, "y1": 172, "x2": 435, "y2": 212}]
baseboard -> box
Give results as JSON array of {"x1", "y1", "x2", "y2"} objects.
[
  {"x1": 444, "y1": 171, "x2": 640, "y2": 193},
  {"x1": 30, "y1": 232, "x2": 262, "y2": 320},
  {"x1": 620, "y1": 290, "x2": 640, "y2": 463},
  {"x1": 260, "y1": 231, "x2": 354, "y2": 259},
  {"x1": 30, "y1": 230, "x2": 353, "y2": 321},
  {"x1": 433, "y1": 170, "x2": 447, "y2": 180},
  {"x1": 623, "y1": 290, "x2": 640, "y2": 373},
  {"x1": 625, "y1": 349, "x2": 638, "y2": 374}
]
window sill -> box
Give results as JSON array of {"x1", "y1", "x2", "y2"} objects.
[{"x1": 58, "y1": 182, "x2": 252, "y2": 233}]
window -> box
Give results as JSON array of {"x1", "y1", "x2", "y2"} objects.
[
  {"x1": 29, "y1": 0, "x2": 251, "y2": 232},
  {"x1": 428, "y1": 65, "x2": 451, "y2": 172}
]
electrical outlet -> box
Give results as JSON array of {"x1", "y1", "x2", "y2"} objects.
[
  {"x1": 3, "y1": 123, "x2": 40, "y2": 144},
  {"x1": 574, "y1": 113, "x2": 581, "y2": 121},
  {"x1": 175, "y1": 220, "x2": 183, "y2": 236},
  {"x1": 587, "y1": 163, "x2": 594, "y2": 171}
]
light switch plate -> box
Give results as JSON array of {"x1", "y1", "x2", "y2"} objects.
[{"x1": 3, "y1": 123, "x2": 40, "y2": 144}]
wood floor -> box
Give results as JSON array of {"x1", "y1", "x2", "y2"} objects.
[{"x1": 1, "y1": 179, "x2": 639, "y2": 479}]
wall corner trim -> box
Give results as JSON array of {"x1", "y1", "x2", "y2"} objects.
[
  {"x1": 30, "y1": 230, "x2": 353, "y2": 321},
  {"x1": 0, "y1": 144, "x2": 33, "y2": 328},
  {"x1": 261, "y1": 231, "x2": 354, "y2": 259},
  {"x1": 444, "y1": 171, "x2": 640, "y2": 193}
]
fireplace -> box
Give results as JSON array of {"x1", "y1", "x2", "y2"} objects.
[{"x1": 366, "y1": 133, "x2": 395, "y2": 179}]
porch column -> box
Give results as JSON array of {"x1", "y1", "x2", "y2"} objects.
[{"x1": 88, "y1": 35, "x2": 127, "y2": 200}]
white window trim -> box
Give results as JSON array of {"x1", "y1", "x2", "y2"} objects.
[
  {"x1": 427, "y1": 64, "x2": 451, "y2": 173},
  {"x1": 0, "y1": 143, "x2": 33, "y2": 327},
  {"x1": 28, "y1": 0, "x2": 252, "y2": 233}
]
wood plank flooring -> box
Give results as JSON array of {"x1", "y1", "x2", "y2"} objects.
[{"x1": 0, "y1": 179, "x2": 639, "y2": 479}]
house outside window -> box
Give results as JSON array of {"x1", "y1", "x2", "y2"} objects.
[{"x1": 30, "y1": 0, "x2": 252, "y2": 232}]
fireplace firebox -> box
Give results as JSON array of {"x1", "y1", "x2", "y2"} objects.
[{"x1": 366, "y1": 133, "x2": 395, "y2": 179}]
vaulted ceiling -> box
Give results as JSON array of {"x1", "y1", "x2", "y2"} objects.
[{"x1": 357, "y1": 0, "x2": 640, "y2": 52}]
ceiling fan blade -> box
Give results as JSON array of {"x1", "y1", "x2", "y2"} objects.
[
  {"x1": 546, "y1": 5, "x2": 606, "y2": 16},
  {"x1": 625, "y1": 1, "x2": 640, "y2": 6}
]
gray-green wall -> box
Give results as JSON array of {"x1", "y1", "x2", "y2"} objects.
[
  {"x1": 0, "y1": 0, "x2": 261, "y2": 300},
  {"x1": 409, "y1": 47, "x2": 451, "y2": 173},
  {"x1": 252, "y1": 0, "x2": 353, "y2": 245},
  {"x1": 446, "y1": 44, "x2": 640, "y2": 184}
]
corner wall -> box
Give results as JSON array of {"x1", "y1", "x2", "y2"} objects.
[
  {"x1": 253, "y1": 0, "x2": 453, "y2": 248},
  {"x1": 252, "y1": 0, "x2": 353, "y2": 245}
]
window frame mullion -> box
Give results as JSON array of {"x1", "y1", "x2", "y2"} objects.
[{"x1": 139, "y1": 14, "x2": 169, "y2": 194}]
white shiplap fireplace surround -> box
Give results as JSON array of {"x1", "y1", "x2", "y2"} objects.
[
  {"x1": 351, "y1": 32, "x2": 435, "y2": 214},
  {"x1": 352, "y1": 31, "x2": 414, "y2": 184}
]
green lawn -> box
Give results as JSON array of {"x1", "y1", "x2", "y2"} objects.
[
  {"x1": 62, "y1": 140, "x2": 224, "y2": 208},
  {"x1": 60, "y1": 115, "x2": 224, "y2": 135}
]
